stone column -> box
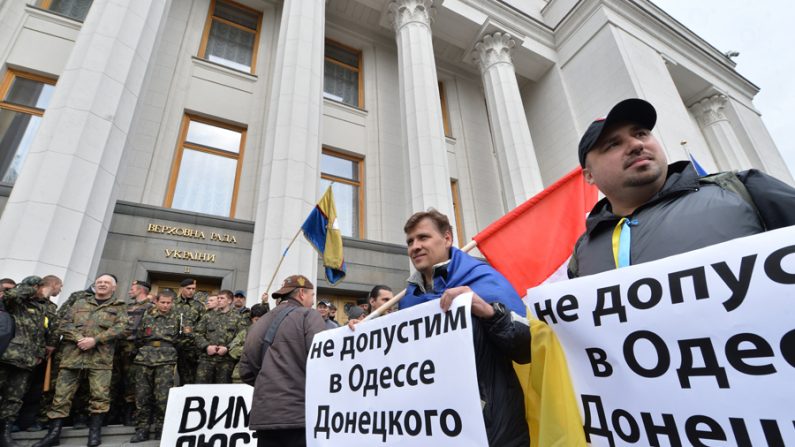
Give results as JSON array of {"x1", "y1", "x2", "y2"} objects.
[
  {"x1": 473, "y1": 32, "x2": 543, "y2": 207},
  {"x1": 690, "y1": 94, "x2": 752, "y2": 170},
  {"x1": 248, "y1": 0, "x2": 325, "y2": 302},
  {"x1": 388, "y1": 0, "x2": 454, "y2": 221},
  {"x1": 0, "y1": 0, "x2": 171, "y2": 298}
]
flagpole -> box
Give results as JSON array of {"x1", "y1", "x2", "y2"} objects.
[
  {"x1": 363, "y1": 240, "x2": 479, "y2": 321},
  {"x1": 263, "y1": 227, "x2": 303, "y2": 299}
]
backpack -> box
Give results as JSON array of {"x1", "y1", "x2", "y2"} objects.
[{"x1": 699, "y1": 171, "x2": 766, "y2": 230}]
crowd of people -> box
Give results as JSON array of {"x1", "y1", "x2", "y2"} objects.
[
  {"x1": 0, "y1": 272, "x2": 397, "y2": 446},
  {"x1": 0, "y1": 98, "x2": 794, "y2": 447}
]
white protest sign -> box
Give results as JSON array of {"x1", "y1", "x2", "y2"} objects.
[
  {"x1": 526, "y1": 227, "x2": 795, "y2": 446},
  {"x1": 306, "y1": 293, "x2": 487, "y2": 446},
  {"x1": 162, "y1": 384, "x2": 255, "y2": 446}
]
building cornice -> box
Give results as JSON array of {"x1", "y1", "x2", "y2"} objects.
[{"x1": 553, "y1": 0, "x2": 759, "y2": 98}]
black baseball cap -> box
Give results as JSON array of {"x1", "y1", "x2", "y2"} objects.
[{"x1": 578, "y1": 98, "x2": 657, "y2": 167}]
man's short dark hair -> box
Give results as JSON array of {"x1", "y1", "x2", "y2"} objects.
[
  {"x1": 368, "y1": 285, "x2": 392, "y2": 300},
  {"x1": 403, "y1": 209, "x2": 452, "y2": 235},
  {"x1": 0, "y1": 278, "x2": 16, "y2": 287},
  {"x1": 250, "y1": 303, "x2": 268, "y2": 319},
  {"x1": 158, "y1": 289, "x2": 176, "y2": 300},
  {"x1": 218, "y1": 289, "x2": 234, "y2": 300}
]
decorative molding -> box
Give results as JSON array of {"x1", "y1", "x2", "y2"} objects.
[
  {"x1": 690, "y1": 94, "x2": 729, "y2": 127},
  {"x1": 473, "y1": 31, "x2": 516, "y2": 73},
  {"x1": 387, "y1": 0, "x2": 435, "y2": 32}
]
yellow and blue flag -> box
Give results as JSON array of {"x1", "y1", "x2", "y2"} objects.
[{"x1": 301, "y1": 186, "x2": 346, "y2": 285}]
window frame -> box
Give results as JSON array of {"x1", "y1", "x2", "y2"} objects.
[
  {"x1": 37, "y1": 0, "x2": 93, "y2": 22},
  {"x1": 324, "y1": 39, "x2": 364, "y2": 109},
  {"x1": 320, "y1": 147, "x2": 365, "y2": 238},
  {"x1": 439, "y1": 81, "x2": 452, "y2": 137},
  {"x1": 0, "y1": 69, "x2": 56, "y2": 117},
  {"x1": 165, "y1": 114, "x2": 247, "y2": 218},
  {"x1": 450, "y1": 179, "x2": 465, "y2": 246},
  {"x1": 198, "y1": 0, "x2": 263, "y2": 75},
  {"x1": 0, "y1": 69, "x2": 57, "y2": 184}
]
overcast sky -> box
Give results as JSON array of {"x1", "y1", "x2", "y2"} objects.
[{"x1": 651, "y1": 0, "x2": 794, "y2": 178}]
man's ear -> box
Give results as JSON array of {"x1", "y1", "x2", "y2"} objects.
[
  {"x1": 583, "y1": 167, "x2": 595, "y2": 185},
  {"x1": 444, "y1": 230, "x2": 454, "y2": 248}
]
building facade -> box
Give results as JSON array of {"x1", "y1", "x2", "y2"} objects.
[{"x1": 0, "y1": 0, "x2": 790, "y2": 315}]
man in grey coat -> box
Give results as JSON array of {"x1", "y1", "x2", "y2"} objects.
[
  {"x1": 239, "y1": 275, "x2": 325, "y2": 447},
  {"x1": 570, "y1": 98, "x2": 795, "y2": 278}
]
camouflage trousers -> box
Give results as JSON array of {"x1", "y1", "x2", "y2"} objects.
[
  {"x1": 134, "y1": 364, "x2": 175, "y2": 431},
  {"x1": 0, "y1": 364, "x2": 32, "y2": 420},
  {"x1": 48, "y1": 368, "x2": 112, "y2": 418},
  {"x1": 176, "y1": 349, "x2": 198, "y2": 385},
  {"x1": 195, "y1": 358, "x2": 235, "y2": 384},
  {"x1": 115, "y1": 341, "x2": 137, "y2": 404}
]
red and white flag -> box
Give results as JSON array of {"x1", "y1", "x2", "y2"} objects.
[{"x1": 473, "y1": 167, "x2": 598, "y2": 295}]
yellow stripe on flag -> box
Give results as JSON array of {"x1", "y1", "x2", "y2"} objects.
[{"x1": 514, "y1": 317, "x2": 586, "y2": 447}]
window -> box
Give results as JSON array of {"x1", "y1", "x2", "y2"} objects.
[
  {"x1": 320, "y1": 149, "x2": 363, "y2": 238},
  {"x1": 166, "y1": 115, "x2": 246, "y2": 217},
  {"x1": 439, "y1": 82, "x2": 452, "y2": 137},
  {"x1": 199, "y1": 0, "x2": 262, "y2": 73},
  {"x1": 324, "y1": 40, "x2": 363, "y2": 108},
  {"x1": 37, "y1": 0, "x2": 93, "y2": 22},
  {"x1": 0, "y1": 70, "x2": 56, "y2": 184},
  {"x1": 450, "y1": 179, "x2": 465, "y2": 246}
]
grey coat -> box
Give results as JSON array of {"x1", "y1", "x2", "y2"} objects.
[
  {"x1": 239, "y1": 299, "x2": 325, "y2": 430},
  {"x1": 569, "y1": 161, "x2": 795, "y2": 278}
]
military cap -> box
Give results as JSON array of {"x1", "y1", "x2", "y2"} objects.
[
  {"x1": 234, "y1": 290, "x2": 246, "y2": 297},
  {"x1": 180, "y1": 278, "x2": 197, "y2": 287},
  {"x1": 272, "y1": 275, "x2": 314, "y2": 299},
  {"x1": 132, "y1": 279, "x2": 151, "y2": 289},
  {"x1": 19, "y1": 275, "x2": 42, "y2": 287}
]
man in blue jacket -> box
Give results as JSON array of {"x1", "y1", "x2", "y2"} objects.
[{"x1": 399, "y1": 209, "x2": 531, "y2": 447}]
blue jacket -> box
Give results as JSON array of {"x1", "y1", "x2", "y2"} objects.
[{"x1": 401, "y1": 246, "x2": 527, "y2": 317}]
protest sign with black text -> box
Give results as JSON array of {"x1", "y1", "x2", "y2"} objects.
[
  {"x1": 306, "y1": 293, "x2": 488, "y2": 446},
  {"x1": 162, "y1": 384, "x2": 255, "y2": 446},
  {"x1": 526, "y1": 226, "x2": 795, "y2": 446}
]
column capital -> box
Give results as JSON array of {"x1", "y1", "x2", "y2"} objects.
[
  {"x1": 473, "y1": 32, "x2": 516, "y2": 73},
  {"x1": 388, "y1": 0, "x2": 435, "y2": 32},
  {"x1": 690, "y1": 94, "x2": 729, "y2": 127}
]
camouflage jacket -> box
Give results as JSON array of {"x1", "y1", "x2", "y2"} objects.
[
  {"x1": 58, "y1": 293, "x2": 128, "y2": 370},
  {"x1": 134, "y1": 308, "x2": 181, "y2": 367},
  {"x1": 228, "y1": 326, "x2": 248, "y2": 361},
  {"x1": 0, "y1": 285, "x2": 46, "y2": 370},
  {"x1": 195, "y1": 310, "x2": 245, "y2": 362},
  {"x1": 123, "y1": 299, "x2": 154, "y2": 342},
  {"x1": 43, "y1": 299, "x2": 58, "y2": 348},
  {"x1": 174, "y1": 296, "x2": 204, "y2": 342}
]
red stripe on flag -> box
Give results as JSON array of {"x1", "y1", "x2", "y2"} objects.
[{"x1": 473, "y1": 167, "x2": 598, "y2": 295}]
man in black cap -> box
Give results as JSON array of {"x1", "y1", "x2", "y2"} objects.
[
  {"x1": 240, "y1": 275, "x2": 325, "y2": 447},
  {"x1": 232, "y1": 290, "x2": 251, "y2": 321},
  {"x1": 173, "y1": 279, "x2": 203, "y2": 385},
  {"x1": 569, "y1": 98, "x2": 795, "y2": 278}
]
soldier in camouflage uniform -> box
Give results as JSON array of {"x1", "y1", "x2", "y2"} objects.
[
  {"x1": 0, "y1": 275, "x2": 62, "y2": 447},
  {"x1": 173, "y1": 278, "x2": 203, "y2": 385},
  {"x1": 232, "y1": 290, "x2": 251, "y2": 320},
  {"x1": 113, "y1": 280, "x2": 153, "y2": 426},
  {"x1": 194, "y1": 290, "x2": 246, "y2": 383},
  {"x1": 230, "y1": 303, "x2": 267, "y2": 383},
  {"x1": 130, "y1": 289, "x2": 182, "y2": 443},
  {"x1": 37, "y1": 287, "x2": 95, "y2": 430},
  {"x1": 34, "y1": 274, "x2": 128, "y2": 447}
]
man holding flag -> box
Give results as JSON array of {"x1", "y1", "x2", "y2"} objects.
[
  {"x1": 569, "y1": 98, "x2": 795, "y2": 277},
  {"x1": 399, "y1": 209, "x2": 531, "y2": 447}
]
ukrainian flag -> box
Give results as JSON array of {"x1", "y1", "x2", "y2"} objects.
[{"x1": 302, "y1": 186, "x2": 346, "y2": 285}]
